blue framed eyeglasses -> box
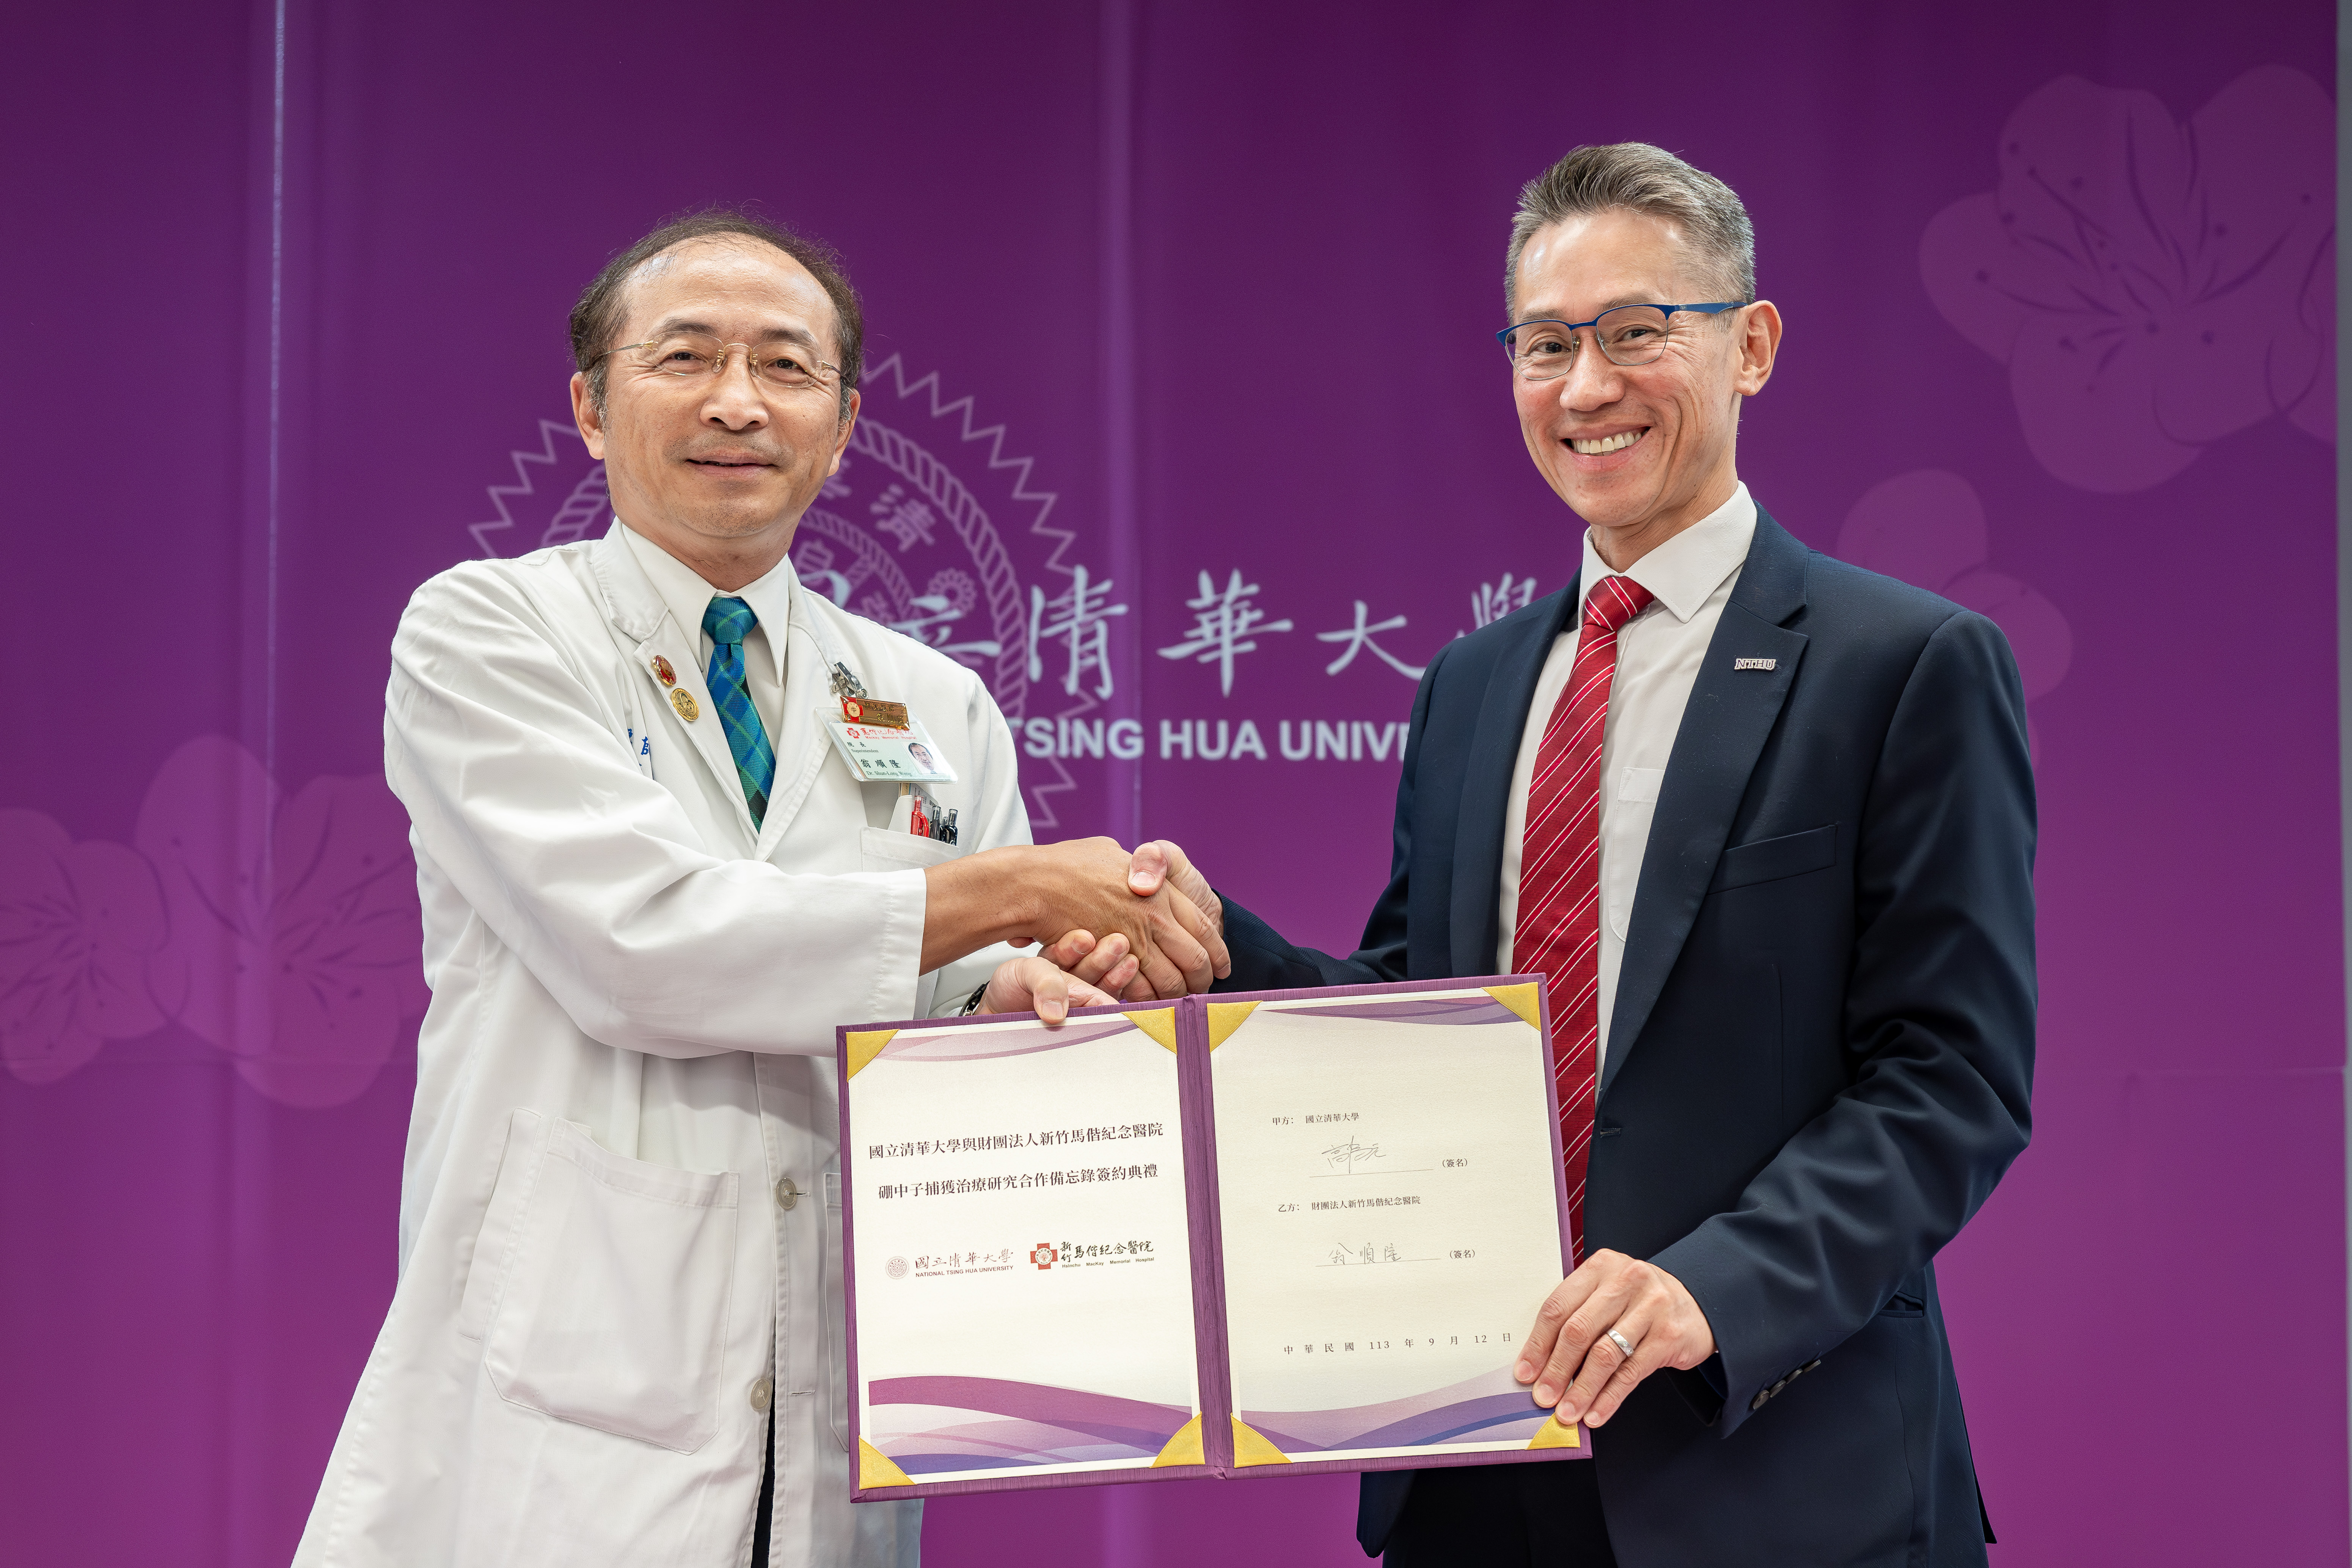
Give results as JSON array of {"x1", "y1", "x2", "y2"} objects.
[{"x1": 1496, "y1": 303, "x2": 1743, "y2": 380}]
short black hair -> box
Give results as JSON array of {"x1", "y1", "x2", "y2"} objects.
[{"x1": 569, "y1": 207, "x2": 863, "y2": 419}]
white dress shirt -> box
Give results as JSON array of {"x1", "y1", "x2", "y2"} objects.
[
  {"x1": 1496, "y1": 483, "x2": 1757, "y2": 1072},
  {"x1": 621, "y1": 520, "x2": 794, "y2": 738}
]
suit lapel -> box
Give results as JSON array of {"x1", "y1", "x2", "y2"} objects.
[
  {"x1": 1600, "y1": 510, "x2": 1810, "y2": 1096},
  {"x1": 1450, "y1": 587, "x2": 1580, "y2": 976}
]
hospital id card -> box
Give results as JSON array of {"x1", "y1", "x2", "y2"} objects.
[{"x1": 823, "y1": 712, "x2": 958, "y2": 783}]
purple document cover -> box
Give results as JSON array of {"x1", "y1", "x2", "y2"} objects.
[
  {"x1": 1185, "y1": 977, "x2": 1586, "y2": 1482},
  {"x1": 837, "y1": 1005, "x2": 1210, "y2": 1502},
  {"x1": 837, "y1": 975, "x2": 1580, "y2": 1502}
]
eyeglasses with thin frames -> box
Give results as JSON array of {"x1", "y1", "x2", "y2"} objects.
[
  {"x1": 1496, "y1": 303, "x2": 1744, "y2": 381},
  {"x1": 586, "y1": 332, "x2": 841, "y2": 394}
]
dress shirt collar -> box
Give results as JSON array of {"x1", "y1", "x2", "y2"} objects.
[
  {"x1": 1576, "y1": 481, "x2": 1757, "y2": 624},
  {"x1": 617, "y1": 518, "x2": 796, "y2": 687}
]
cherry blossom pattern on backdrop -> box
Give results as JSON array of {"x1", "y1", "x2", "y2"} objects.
[
  {"x1": 1920, "y1": 66, "x2": 2334, "y2": 494},
  {"x1": 1836, "y1": 471, "x2": 2071, "y2": 724},
  {"x1": 134, "y1": 736, "x2": 427, "y2": 1109},
  {"x1": 0, "y1": 737, "x2": 428, "y2": 1102},
  {"x1": 0, "y1": 809, "x2": 169, "y2": 1084}
]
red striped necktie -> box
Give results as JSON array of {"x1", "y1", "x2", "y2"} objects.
[{"x1": 1512, "y1": 574, "x2": 1655, "y2": 1264}]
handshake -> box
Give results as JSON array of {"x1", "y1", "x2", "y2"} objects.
[{"x1": 921, "y1": 838, "x2": 1228, "y2": 1025}]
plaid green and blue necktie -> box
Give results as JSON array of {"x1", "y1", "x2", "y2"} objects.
[{"x1": 701, "y1": 596, "x2": 776, "y2": 826}]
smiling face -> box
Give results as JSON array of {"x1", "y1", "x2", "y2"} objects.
[
  {"x1": 1508, "y1": 209, "x2": 1779, "y2": 567},
  {"x1": 570, "y1": 237, "x2": 858, "y2": 589}
]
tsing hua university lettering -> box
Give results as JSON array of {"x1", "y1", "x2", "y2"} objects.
[{"x1": 1019, "y1": 717, "x2": 1411, "y2": 763}]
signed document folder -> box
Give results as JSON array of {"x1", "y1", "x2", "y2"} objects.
[{"x1": 836, "y1": 976, "x2": 1587, "y2": 1500}]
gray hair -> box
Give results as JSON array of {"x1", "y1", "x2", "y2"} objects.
[{"x1": 1504, "y1": 143, "x2": 1755, "y2": 318}]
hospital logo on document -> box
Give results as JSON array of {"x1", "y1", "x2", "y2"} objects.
[
  {"x1": 471, "y1": 356, "x2": 1102, "y2": 829},
  {"x1": 1029, "y1": 1243, "x2": 1058, "y2": 1270}
]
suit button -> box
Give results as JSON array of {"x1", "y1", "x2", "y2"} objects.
[
  {"x1": 1749, "y1": 1390, "x2": 1769, "y2": 1412},
  {"x1": 749, "y1": 1377, "x2": 774, "y2": 1412},
  {"x1": 1802, "y1": 1359, "x2": 1821, "y2": 1373},
  {"x1": 775, "y1": 1177, "x2": 800, "y2": 1211}
]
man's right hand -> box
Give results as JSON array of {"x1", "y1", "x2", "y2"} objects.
[
  {"x1": 1112, "y1": 839, "x2": 1223, "y2": 1000},
  {"x1": 1124, "y1": 840, "x2": 1221, "y2": 932},
  {"x1": 1035, "y1": 839, "x2": 1226, "y2": 1000},
  {"x1": 922, "y1": 838, "x2": 1231, "y2": 998}
]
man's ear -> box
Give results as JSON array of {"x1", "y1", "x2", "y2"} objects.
[
  {"x1": 570, "y1": 370, "x2": 608, "y2": 459},
  {"x1": 1734, "y1": 301, "x2": 1782, "y2": 397},
  {"x1": 827, "y1": 388, "x2": 862, "y2": 474}
]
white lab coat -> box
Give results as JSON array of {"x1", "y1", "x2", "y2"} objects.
[{"x1": 294, "y1": 522, "x2": 1025, "y2": 1568}]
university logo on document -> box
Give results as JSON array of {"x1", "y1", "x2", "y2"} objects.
[{"x1": 468, "y1": 356, "x2": 1105, "y2": 827}]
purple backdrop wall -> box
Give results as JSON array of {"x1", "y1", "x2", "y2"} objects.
[{"x1": 0, "y1": 2, "x2": 2339, "y2": 1563}]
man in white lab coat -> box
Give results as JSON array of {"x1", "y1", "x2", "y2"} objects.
[{"x1": 293, "y1": 210, "x2": 1223, "y2": 1568}]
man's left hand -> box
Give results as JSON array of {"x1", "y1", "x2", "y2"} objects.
[
  {"x1": 975, "y1": 954, "x2": 1123, "y2": 1025},
  {"x1": 1515, "y1": 1249, "x2": 1716, "y2": 1429},
  {"x1": 1036, "y1": 929, "x2": 1142, "y2": 998}
]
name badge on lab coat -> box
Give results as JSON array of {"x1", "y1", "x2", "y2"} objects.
[{"x1": 821, "y1": 711, "x2": 958, "y2": 783}]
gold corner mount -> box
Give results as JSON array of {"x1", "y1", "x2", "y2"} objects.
[
  {"x1": 843, "y1": 1029, "x2": 899, "y2": 1078},
  {"x1": 1527, "y1": 1416, "x2": 1581, "y2": 1450},
  {"x1": 1484, "y1": 983, "x2": 1542, "y2": 1031},
  {"x1": 1229, "y1": 1416, "x2": 1291, "y2": 1466},
  {"x1": 1127, "y1": 1006, "x2": 1181, "y2": 1053},
  {"x1": 1205, "y1": 1001, "x2": 1259, "y2": 1049},
  {"x1": 858, "y1": 1437, "x2": 916, "y2": 1488},
  {"x1": 1150, "y1": 1413, "x2": 1206, "y2": 1466}
]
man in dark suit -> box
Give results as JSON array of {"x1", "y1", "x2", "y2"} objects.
[{"x1": 1125, "y1": 143, "x2": 2033, "y2": 1565}]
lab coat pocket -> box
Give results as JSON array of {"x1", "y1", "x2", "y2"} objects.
[
  {"x1": 822, "y1": 1164, "x2": 849, "y2": 1451},
  {"x1": 457, "y1": 1108, "x2": 551, "y2": 1344},
  {"x1": 858, "y1": 824, "x2": 964, "y2": 873},
  {"x1": 480, "y1": 1116, "x2": 741, "y2": 1453}
]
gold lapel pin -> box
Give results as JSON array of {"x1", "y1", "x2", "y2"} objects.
[
  {"x1": 670, "y1": 687, "x2": 701, "y2": 722},
  {"x1": 652, "y1": 655, "x2": 677, "y2": 687}
]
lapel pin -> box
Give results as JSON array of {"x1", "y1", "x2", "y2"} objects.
[
  {"x1": 651, "y1": 655, "x2": 677, "y2": 687},
  {"x1": 670, "y1": 687, "x2": 701, "y2": 722},
  {"x1": 843, "y1": 696, "x2": 911, "y2": 729},
  {"x1": 1733, "y1": 658, "x2": 1777, "y2": 672}
]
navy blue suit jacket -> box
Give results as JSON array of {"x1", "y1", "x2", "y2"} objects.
[{"x1": 1214, "y1": 510, "x2": 2034, "y2": 1566}]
